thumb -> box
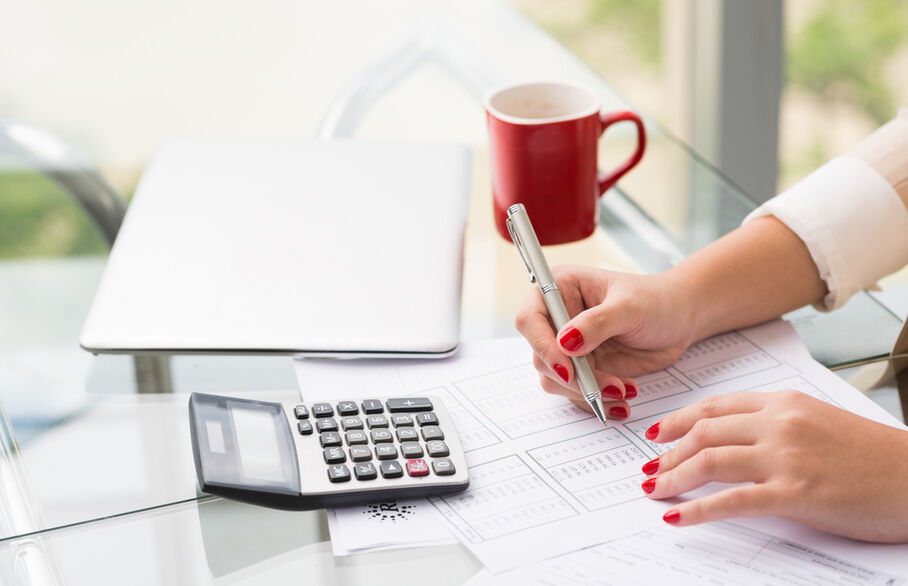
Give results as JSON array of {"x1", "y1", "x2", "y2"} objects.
[{"x1": 556, "y1": 299, "x2": 632, "y2": 356}]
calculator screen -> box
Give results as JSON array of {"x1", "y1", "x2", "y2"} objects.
[{"x1": 231, "y1": 406, "x2": 287, "y2": 483}]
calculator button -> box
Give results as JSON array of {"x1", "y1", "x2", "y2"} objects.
[
  {"x1": 317, "y1": 418, "x2": 339, "y2": 432},
  {"x1": 386, "y1": 397, "x2": 433, "y2": 412},
  {"x1": 400, "y1": 442, "x2": 424, "y2": 458},
  {"x1": 370, "y1": 429, "x2": 393, "y2": 443},
  {"x1": 337, "y1": 401, "x2": 359, "y2": 416},
  {"x1": 375, "y1": 444, "x2": 398, "y2": 460},
  {"x1": 406, "y1": 459, "x2": 429, "y2": 477},
  {"x1": 341, "y1": 417, "x2": 363, "y2": 431},
  {"x1": 297, "y1": 420, "x2": 313, "y2": 435},
  {"x1": 354, "y1": 462, "x2": 378, "y2": 480},
  {"x1": 391, "y1": 414, "x2": 414, "y2": 427},
  {"x1": 380, "y1": 460, "x2": 404, "y2": 478},
  {"x1": 432, "y1": 458, "x2": 456, "y2": 476},
  {"x1": 293, "y1": 405, "x2": 310, "y2": 419},
  {"x1": 426, "y1": 440, "x2": 449, "y2": 457},
  {"x1": 349, "y1": 446, "x2": 372, "y2": 462},
  {"x1": 323, "y1": 446, "x2": 346, "y2": 464},
  {"x1": 396, "y1": 428, "x2": 419, "y2": 442},
  {"x1": 361, "y1": 399, "x2": 384, "y2": 414},
  {"x1": 345, "y1": 430, "x2": 368, "y2": 445},
  {"x1": 421, "y1": 426, "x2": 444, "y2": 441},
  {"x1": 312, "y1": 403, "x2": 334, "y2": 417},
  {"x1": 415, "y1": 412, "x2": 438, "y2": 426},
  {"x1": 319, "y1": 432, "x2": 342, "y2": 447},
  {"x1": 328, "y1": 464, "x2": 351, "y2": 483},
  {"x1": 366, "y1": 415, "x2": 389, "y2": 429}
]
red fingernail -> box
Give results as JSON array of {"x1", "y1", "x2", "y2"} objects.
[
  {"x1": 602, "y1": 385, "x2": 623, "y2": 400},
  {"x1": 558, "y1": 327, "x2": 584, "y2": 352},
  {"x1": 552, "y1": 363, "x2": 569, "y2": 383},
  {"x1": 641, "y1": 477, "x2": 656, "y2": 494},
  {"x1": 625, "y1": 384, "x2": 638, "y2": 399},
  {"x1": 641, "y1": 457, "x2": 659, "y2": 475},
  {"x1": 645, "y1": 422, "x2": 660, "y2": 440},
  {"x1": 609, "y1": 405, "x2": 629, "y2": 419},
  {"x1": 663, "y1": 509, "x2": 681, "y2": 525}
]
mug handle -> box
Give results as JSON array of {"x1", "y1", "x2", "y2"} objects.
[{"x1": 597, "y1": 111, "x2": 647, "y2": 196}]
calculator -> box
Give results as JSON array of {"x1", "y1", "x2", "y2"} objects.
[{"x1": 188, "y1": 393, "x2": 469, "y2": 510}]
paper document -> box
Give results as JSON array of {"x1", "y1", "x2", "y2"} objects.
[
  {"x1": 326, "y1": 497, "x2": 456, "y2": 556},
  {"x1": 466, "y1": 520, "x2": 907, "y2": 586},
  {"x1": 294, "y1": 321, "x2": 908, "y2": 576}
]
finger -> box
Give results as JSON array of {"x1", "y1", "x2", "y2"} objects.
[
  {"x1": 536, "y1": 354, "x2": 628, "y2": 402},
  {"x1": 538, "y1": 373, "x2": 580, "y2": 402},
  {"x1": 643, "y1": 446, "x2": 765, "y2": 500},
  {"x1": 539, "y1": 375, "x2": 631, "y2": 420},
  {"x1": 647, "y1": 392, "x2": 769, "y2": 443},
  {"x1": 516, "y1": 291, "x2": 573, "y2": 383},
  {"x1": 593, "y1": 369, "x2": 627, "y2": 401},
  {"x1": 568, "y1": 396, "x2": 592, "y2": 414},
  {"x1": 654, "y1": 413, "x2": 760, "y2": 475},
  {"x1": 661, "y1": 484, "x2": 782, "y2": 527},
  {"x1": 605, "y1": 400, "x2": 631, "y2": 420},
  {"x1": 621, "y1": 377, "x2": 639, "y2": 400},
  {"x1": 554, "y1": 296, "x2": 634, "y2": 357},
  {"x1": 533, "y1": 354, "x2": 570, "y2": 387},
  {"x1": 574, "y1": 395, "x2": 630, "y2": 420}
]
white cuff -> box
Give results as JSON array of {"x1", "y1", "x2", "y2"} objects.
[{"x1": 744, "y1": 155, "x2": 908, "y2": 311}]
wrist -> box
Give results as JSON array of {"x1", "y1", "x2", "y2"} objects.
[{"x1": 660, "y1": 263, "x2": 710, "y2": 345}]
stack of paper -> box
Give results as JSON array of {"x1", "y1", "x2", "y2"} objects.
[{"x1": 294, "y1": 321, "x2": 908, "y2": 583}]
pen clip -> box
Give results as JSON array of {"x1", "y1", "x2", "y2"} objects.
[{"x1": 506, "y1": 217, "x2": 536, "y2": 284}]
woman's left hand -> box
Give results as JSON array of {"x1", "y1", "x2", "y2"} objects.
[{"x1": 643, "y1": 390, "x2": 908, "y2": 543}]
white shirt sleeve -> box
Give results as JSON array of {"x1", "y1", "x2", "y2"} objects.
[{"x1": 743, "y1": 155, "x2": 908, "y2": 311}]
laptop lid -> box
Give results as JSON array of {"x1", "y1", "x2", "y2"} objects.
[{"x1": 80, "y1": 139, "x2": 471, "y2": 357}]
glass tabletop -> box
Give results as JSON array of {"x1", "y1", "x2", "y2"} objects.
[{"x1": 0, "y1": 1, "x2": 904, "y2": 583}]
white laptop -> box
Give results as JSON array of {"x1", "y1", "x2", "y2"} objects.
[{"x1": 80, "y1": 139, "x2": 471, "y2": 358}]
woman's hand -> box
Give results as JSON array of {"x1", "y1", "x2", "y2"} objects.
[
  {"x1": 643, "y1": 390, "x2": 908, "y2": 543},
  {"x1": 515, "y1": 265, "x2": 698, "y2": 418}
]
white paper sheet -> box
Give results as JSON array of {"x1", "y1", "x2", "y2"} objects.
[
  {"x1": 294, "y1": 321, "x2": 908, "y2": 576},
  {"x1": 465, "y1": 520, "x2": 908, "y2": 586},
  {"x1": 326, "y1": 497, "x2": 456, "y2": 556}
]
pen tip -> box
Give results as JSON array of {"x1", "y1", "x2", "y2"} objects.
[{"x1": 589, "y1": 398, "x2": 608, "y2": 427}]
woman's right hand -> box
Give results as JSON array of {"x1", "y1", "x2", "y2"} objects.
[{"x1": 515, "y1": 265, "x2": 698, "y2": 415}]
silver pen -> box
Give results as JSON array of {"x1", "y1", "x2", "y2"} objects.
[{"x1": 506, "y1": 203, "x2": 607, "y2": 426}]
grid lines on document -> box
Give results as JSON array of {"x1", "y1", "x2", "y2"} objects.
[
  {"x1": 453, "y1": 365, "x2": 592, "y2": 439},
  {"x1": 551, "y1": 521, "x2": 906, "y2": 586},
  {"x1": 674, "y1": 332, "x2": 781, "y2": 387},
  {"x1": 421, "y1": 386, "x2": 502, "y2": 452},
  {"x1": 526, "y1": 427, "x2": 649, "y2": 512},
  {"x1": 431, "y1": 455, "x2": 578, "y2": 543},
  {"x1": 747, "y1": 375, "x2": 840, "y2": 407},
  {"x1": 631, "y1": 370, "x2": 692, "y2": 407}
]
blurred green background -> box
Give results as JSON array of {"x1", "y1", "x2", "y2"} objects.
[{"x1": 2, "y1": 0, "x2": 906, "y2": 259}]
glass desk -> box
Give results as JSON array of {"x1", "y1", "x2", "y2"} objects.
[{"x1": 0, "y1": 1, "x2": 904, "y2": 584}]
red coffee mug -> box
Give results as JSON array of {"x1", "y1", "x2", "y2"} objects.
[{"x1": 485, "y1": 81, "x2": 646, "y2": 245}]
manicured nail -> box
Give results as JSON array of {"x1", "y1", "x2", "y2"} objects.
[
  {"x1": 625, "y1": 384, "x2": 638, "y2": 399},
  {"x1": 641, "y1": 457, "x2": 659, "y2": 475},
  {"x1": 645, "y1": 422, "x2": 660, "y2": 440},
  {"x1": 609, "y1": 405, "x2": 629, "y2": 419},
  {"x1": 641, "y1": 477, "x2": 656, "y2": 494},
  {"x1": 558, "y1": 327, "x2": 584, "y2": 352},
  {"x1": 552, "y1": 363, "x2": 569, "y2": 383},
  {"x1": 663, "y1": 509, "x2": 681, "y2": 525},
  {"x1": 602, "y1": 385, "x2": 623, "y2": 400}
]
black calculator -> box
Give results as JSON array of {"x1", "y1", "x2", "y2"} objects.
[{"x1": 188, "y1": 393, "x2": 470, "y2": 510}]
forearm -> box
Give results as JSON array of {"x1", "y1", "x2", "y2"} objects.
[{"x1": 667, "y1": 215, "x2": 826, "y2": 342}]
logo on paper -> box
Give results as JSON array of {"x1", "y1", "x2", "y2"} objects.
[{"x1": 363, "y1": 500, "x2": 415, "y2": 523}]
